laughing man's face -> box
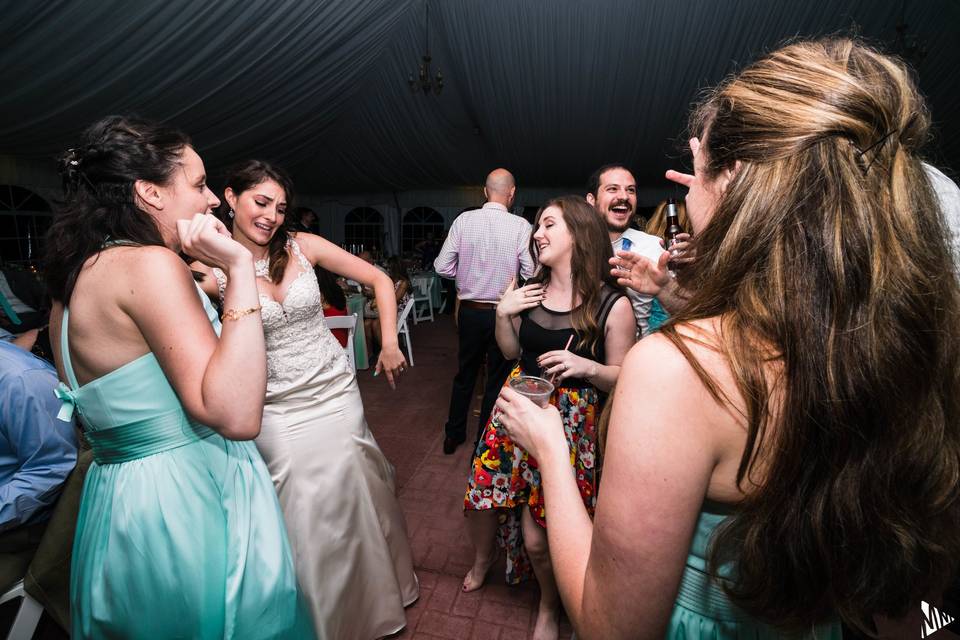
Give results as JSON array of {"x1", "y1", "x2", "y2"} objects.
[{"x1": 590, "y1": 168, "x2": 637, "y2": 233}]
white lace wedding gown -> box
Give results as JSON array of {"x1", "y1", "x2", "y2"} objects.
[{"x1": 214, "y1": 239, "x2": 418, "y2": 639}]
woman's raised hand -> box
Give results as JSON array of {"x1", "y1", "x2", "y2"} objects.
[
  {"x1": 177, "y1": 213, "x2": 251, "y2": 272},
  {"x1": 497, "y1": 278, "x2": 545, "y2": 318},
  {"x1": 610, "y1": 250, "x2": 671, "y2": 295}
]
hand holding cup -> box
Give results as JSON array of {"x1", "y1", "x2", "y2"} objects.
[{"x1": 495, "y1": 384, "x2": 564, "y2": 459}]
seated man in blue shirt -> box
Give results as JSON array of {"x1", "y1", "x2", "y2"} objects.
[{"x1": 0, "y1": 340, "x2": 78, "y2": 594}]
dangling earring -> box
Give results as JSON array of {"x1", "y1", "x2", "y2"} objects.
[{"x1": 228, "y1": 209, "x2": 235, "y2": 218}]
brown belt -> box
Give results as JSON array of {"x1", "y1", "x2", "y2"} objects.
[{"x1": 460, "y1": 300, "x2": 497, "y2": 310}]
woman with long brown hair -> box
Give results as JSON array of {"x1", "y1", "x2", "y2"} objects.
[
  {"x1": 363, "y1": 255, "x2": 412, "y2": 353},
  {"x1": 496, "y1": 38, "x2": 960, "y2": 639},
  {"x1": 194, "y1": 160, "x2": 418, "y2": 639},
  {"x1": 462, "y1": 195, "x2": 635, "y2": 640}
]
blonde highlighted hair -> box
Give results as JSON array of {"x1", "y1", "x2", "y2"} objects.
[
  {"x1": 663, "y1": 38, "x2": 960, "y2": 633},
  {"x1": 645, "y1": 198, "x2": 689, "y2": 238}
]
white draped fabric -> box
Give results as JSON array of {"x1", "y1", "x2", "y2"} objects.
[{"x1": 1, "y1": 0, "x2": 957, "y2": 194}]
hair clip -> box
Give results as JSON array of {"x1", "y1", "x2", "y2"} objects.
[
  {"x1": 856, "y1": 130, "x2": 896, "y2": 159},
  {"x1": 856, "y1": 129, "x2": 897, "y2": 172}
]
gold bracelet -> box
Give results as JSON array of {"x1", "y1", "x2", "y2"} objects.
[{"x1": 222, "y1": 306, "x2": 261, "y2": 321}]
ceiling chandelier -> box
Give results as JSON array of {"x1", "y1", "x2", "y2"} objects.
[{"x1": 408, "y1": 1, "x2": 443, "y2": 95}]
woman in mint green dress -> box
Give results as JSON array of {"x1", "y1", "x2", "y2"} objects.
[
  {"x1": 44, "y1": 116, "x2": 314, "y2": 639},
  {"x1": 495, "y1": 39, "x2": 960, "y2": 639}
]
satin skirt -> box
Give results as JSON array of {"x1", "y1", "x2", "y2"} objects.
[
  {"x1": 258, "y1": 354, "x2": 418, "y2": 640},
  {"x1": 71, "y1": 435, "x2": 315, "y2": 639}
]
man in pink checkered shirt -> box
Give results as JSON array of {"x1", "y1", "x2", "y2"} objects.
[{"x1": 434, "y1": 168, "x2": 535, "y2": 454}]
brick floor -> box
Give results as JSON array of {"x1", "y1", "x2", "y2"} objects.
[{"x1": 360, "y1": 315, "x2": 573, "y2": 639}]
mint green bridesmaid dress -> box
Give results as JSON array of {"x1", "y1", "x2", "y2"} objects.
[
  {"x1": 56, "y1": 285, "x2": 315, "y2": 639},
  {"x1": 668, "y1": 507, "x2": 842, "y2": 639}
]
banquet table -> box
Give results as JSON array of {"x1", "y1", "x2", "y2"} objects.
[{"x1": 346, "y1": 294, "x2": 369, "y2": 369}]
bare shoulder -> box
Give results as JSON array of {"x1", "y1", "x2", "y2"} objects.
[
  {"x1": 102, "y1": 245, "x2": 197, "y2": 302},
  {"x1": 610, "y1": 294, "x2": 633, "y2": 316},
  {"x1": 113, "y1": 244, "x2": 185, "y2": 272},
  {"x1": 288, "y1": 230, "x2": 320, "y2": 244},
  {"x1": 79, "y1": 245, "x2": 186, "y2": 289},
  {"x1": 620, "y1": 332, "x2": 694, "y2": 383},
  {"x1": 673, "y1": 317, "x2": 729, "y2": 375},
  {"x1": 64, "y1": 245, "x2": 201, "y2": 382},
  {"x1": 624, "y1": 317, "x2": 742, "y2": 418},
  {"x1": 605, "y1": 295, "x2": 635, "y2": 331},
  {"x1": 288, "y1": 230, "x2": 328, "y2": 264}
]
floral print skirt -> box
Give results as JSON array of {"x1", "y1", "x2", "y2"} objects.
[{"x1": 463, "y1": 365, "x2": 601, "y2": 584}]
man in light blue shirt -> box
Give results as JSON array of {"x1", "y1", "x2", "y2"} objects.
[{"x1": 0, "y1": 340, "x2": 78, "y2": 592}]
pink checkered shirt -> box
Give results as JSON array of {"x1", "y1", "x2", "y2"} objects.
[{"x1": 434, "y1": 202, "x2": 535, "y2": 304}]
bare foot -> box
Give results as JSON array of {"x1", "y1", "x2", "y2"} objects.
[
  {"x1": 532, "y1": 605, "x2": 560, "y2": 640},
  {"x1": 461, "y1": 554, "x2": 497, "y2": 592}
]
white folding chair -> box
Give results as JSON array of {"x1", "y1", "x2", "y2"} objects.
[
  {"x1": 412, "y1": 276, "x2": 435, "y2": 324},
  {"x1": 324, "y1": 313, "x2": 358, "y2": 373},
  {"x1": 0, "y1": 579, "x2": 44, "y2": 640},
  {"x1": 397, "y1": 297, "x2": 415, "y2": 366}
]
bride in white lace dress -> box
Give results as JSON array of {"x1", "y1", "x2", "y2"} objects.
[{"x1": 195, "y1": 161, "x2": 418, "y2": 639}]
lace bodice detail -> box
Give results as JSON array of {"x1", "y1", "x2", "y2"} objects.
[{"x1": 213, "y1": 239, "x2": 347, "y2": 395}]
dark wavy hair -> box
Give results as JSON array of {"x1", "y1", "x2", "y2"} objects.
[
  {"x1": 585, "y1": 163, "x2": 632, "y2": 198},
  {"x1": 663, "y1": 38, "x2": 960, "y2": 633},
  {"x1": 385, "y1": 255, "x2": 410, "y2": 286},
  {"x1": 44, "y1": 115, "x2": 191, "y2": 303},
  {"x1": 527, "y1": 195, "x2": 619, "y2": 356},
  {"x1": 217, "y1": 160, "x2": 295, "y2": 283},
  {"x1": 314, "y1": 266, "x2": 346, "y2": 310}
]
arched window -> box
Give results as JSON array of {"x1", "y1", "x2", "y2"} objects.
[
  {"x1": 401, "y1": 207, "x2": 444, "y2": 254},
  {"x1": 0, "y1": 185, "x2": 52, "y2": 265},
  {"x1": 343, "y1": 207, "x2": 383, "y2": 254}
]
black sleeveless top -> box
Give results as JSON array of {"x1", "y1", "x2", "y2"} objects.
[{"x1": 517, "y1": 284, "x2": 624, "y2": 388}]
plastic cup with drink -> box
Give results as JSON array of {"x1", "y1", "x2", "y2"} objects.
[
  {"x1": 509, "y1": 375, "x2": 555, "y2": 408},
  {"x1": 491, "y1": 375, "x2": 555, "y2": 435}
]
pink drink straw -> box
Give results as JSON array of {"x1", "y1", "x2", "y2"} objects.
[{"x1": 548, "y1": 335, "x2": 575, "y2": 385}]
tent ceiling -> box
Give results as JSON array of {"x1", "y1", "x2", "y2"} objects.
[{"x1": 2, "y1": 0, "x2": 957, "y2": 194}]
